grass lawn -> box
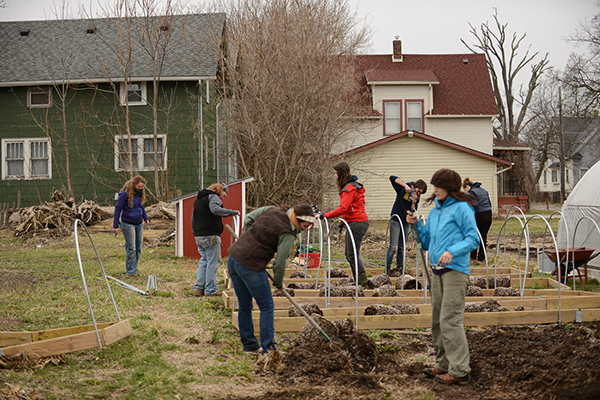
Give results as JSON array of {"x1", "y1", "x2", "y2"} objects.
[{"x1": 0, "y1": 228, "x2": 261, "y2": 400}]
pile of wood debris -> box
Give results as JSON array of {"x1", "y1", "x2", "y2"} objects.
[
  {"x1": 14, "y1": 190, "x2": 111, "y2": 236},
  {"x1": 12, "y1": 190, "x2": 177, "y2": 238}
]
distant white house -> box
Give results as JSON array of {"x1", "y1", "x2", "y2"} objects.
[
  {"x1": 537, "y1": 117, "x2": 600, "y2": 199},
  {"x1": 327, "y1": 40, "x2": 510, "y2": 220}
]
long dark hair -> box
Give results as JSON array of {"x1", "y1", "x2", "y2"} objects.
[
  {"x1": 425, "y1": 169, "x2": 477, "y2": 206},
  {"x1": 334, "y1": 161, "x2": 352, "y2": 192}
]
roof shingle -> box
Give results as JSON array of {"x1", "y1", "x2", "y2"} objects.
[
  {"x1": 356, "y1": 53, "x2": 498, "y2": 116},
  {"x1": 0, "y1": 13, "x2": 226, "y2": 85}
]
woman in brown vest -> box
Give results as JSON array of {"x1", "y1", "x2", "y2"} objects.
[{"x1": 227, "y1": 204, "x2": 315, "y2": 355}]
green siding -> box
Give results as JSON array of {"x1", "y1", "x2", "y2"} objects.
[{"x1": 0, "y1": 81, "x2": 219, "y2": 207}]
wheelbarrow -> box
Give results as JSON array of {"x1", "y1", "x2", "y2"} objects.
[{"x1": 544, "y1": 247, "x2": 599, "y2": 284}]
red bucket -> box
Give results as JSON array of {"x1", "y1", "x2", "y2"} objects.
[{"x1": 300, "y1": 252, "x2": 321, "y2": 268}]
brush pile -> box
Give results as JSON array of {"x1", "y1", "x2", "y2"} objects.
[{"x1": 14, "y1": 190, "x2": 110, "y2": 236}]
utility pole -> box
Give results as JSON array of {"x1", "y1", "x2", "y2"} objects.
[{"x1": 559, "y1": 88, "x2": 566, "y2": 203}]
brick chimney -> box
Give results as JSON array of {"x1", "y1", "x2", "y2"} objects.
[{"x1": 393, "y1": 39, "x2": 403, "y2": 62}]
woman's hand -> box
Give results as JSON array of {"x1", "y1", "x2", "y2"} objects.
[
  {"x1": 406, "y1": 210, "x2": 417, "y2": 224},
  {"x1": 437, "y1": 250, "x2": 453, "y2": 268},
  {"x1": 112, "y1": 227, "x2": 119, "y2": 237}
]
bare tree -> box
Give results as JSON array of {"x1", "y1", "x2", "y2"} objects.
[
  {"x1": 23, "y1": 1, "x2": 86, "y2": 199},
  {"x1": 563, "y1": 10, "x2": 600, "y2": 112},
  {"x1": 214, "y1": 0, "x2": 370, "y2": 207},
  {"x1": 462, "y1": 10, "x2": 549, "y2": 143},
  {"x1": 521, "y1": 75, "x2": 560, "y2": 188},
  {"x1": 89, "y1": 0, "x2": 188, "y2": 201}
]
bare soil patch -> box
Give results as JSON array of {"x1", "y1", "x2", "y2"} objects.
[{"x1": 223, "y1": 323, "x2": 600, "y2": 400}]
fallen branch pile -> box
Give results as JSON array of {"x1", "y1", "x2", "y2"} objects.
[{"x1": 14, "y1": 190, "x2": 111, "y2": 236}]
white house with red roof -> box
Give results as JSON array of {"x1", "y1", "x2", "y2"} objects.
[{"x1": 329, "y1": 40, "x2": 511, "y2": 220}]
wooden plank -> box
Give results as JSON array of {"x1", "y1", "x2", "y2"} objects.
[
  {"x1": 100, "y1": 319, "x2": 132, "y2": 346},
  {"x1": 0, "y1": 322, "x2": 115, "y2": 347},
  {"x1": 233, "y1": 308, "x2": 600, "y2": 333},
  {"x1": 0, "y1": 320, "x2": 131, "y2": 357},
  {"x1": 547, "y1": 296, "x2": 600, "y2": 310},
  {"x1": 222, "y1": 289, "x2": 597, "y2": 311}
]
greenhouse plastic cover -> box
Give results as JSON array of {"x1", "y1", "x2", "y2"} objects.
[{"x1": 558, "y1": 160, "x2": 600, "y2": 268}]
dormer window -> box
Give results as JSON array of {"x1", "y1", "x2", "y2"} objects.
[
  {"x1": 383, "y1": 101, "x2": 401, "y2": 135},
  {"x1": 406, "y1": 101, "x2": 423, "y2": 132}
]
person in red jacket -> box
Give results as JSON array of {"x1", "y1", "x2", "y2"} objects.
[{"x1": 318, "y1": 161, "x2": 369, "y2": 287}]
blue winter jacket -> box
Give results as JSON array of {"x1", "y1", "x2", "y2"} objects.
[
  {"x1": 416, "y1": 196, "x2": 479, "y2": 275},
  {"x1": 113, "y1": 189, "x2": 149, "y2": 228},
  {"x1": 468, "y1": 182, "x2": 492, "y2": 215}
]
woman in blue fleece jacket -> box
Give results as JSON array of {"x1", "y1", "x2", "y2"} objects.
[
  {"x1": 113, "y1": 175, "x2": 150, "y2": 277},
  {"x1": 407, "y1": 169, "x2": 479, "y2": 386}
]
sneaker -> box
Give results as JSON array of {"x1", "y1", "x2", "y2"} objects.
[
  {"x1": 423, "y1": 367, "x2": 447, "y2": 377},
  {"x1": 193, "y1": 289, "x2": 204, "y2": 297},
  {"x1": 243, "y1": 347, "x2": 263, "y2": 356},
  {"x1": 435, "y1": 372, "x2": 470, "y2": 385}
]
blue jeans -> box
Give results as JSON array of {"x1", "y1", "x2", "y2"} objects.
[
  {"x1": 193, "y1": 236, "x2": 222, "y2": 295},
  {"x1": 227, "y1": 255, "x2": 276, "y2": 353},
  {"x1": 345, "y1": 220, "x2": 369, "y2": 279},
  {"x1": 386, "y1": 218, "x2": 410, "y2": 273},
  {"x1": 120, "y1": 221, "x2": 143, "y2": 276}
]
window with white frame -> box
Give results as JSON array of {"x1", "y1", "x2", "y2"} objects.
[
  {"x1": 551, "y1": 169, "x2": 558, "y2": 183},
  {"x1": 406, "y1": 101, "x2": 423, "y2": 132},
  {"x1": 119, "y1": 82, "x2": 147, "y2": 106},
  {"x1": 543, "y1": 171, "x2": 547, "y2": 185},
  {"x1": 2, "y1": 138, "x2": 51, "y2": 180},
  {"x1": 28, "y1": 86, "x2": 52, "y2": 108},
  {"x1": 115, "y1": 135, "x2": 166, "y2": 172},
  {"x1": 383, "y1": 101, "x2": 401, "y2": 135}
]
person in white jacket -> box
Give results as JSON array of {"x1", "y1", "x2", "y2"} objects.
[{"x1": 407, "y1": 168, "x2": 479, "y2": 386}]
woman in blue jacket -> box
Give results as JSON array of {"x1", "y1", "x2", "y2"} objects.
[
  {"x1": 113, "y1": 175, "x2": 150, "y2": 278},
  {"x1": 407, "y1": 169, "x2": 479, "y2": 386}
]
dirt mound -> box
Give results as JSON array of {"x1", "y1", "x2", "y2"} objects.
[{"x1": 225, "y1": 323, "x2": 600, "y2": 400}]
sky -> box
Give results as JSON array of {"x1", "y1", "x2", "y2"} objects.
[{"x1": 1, "y1": 0, "x2": 598, "y2": 74}]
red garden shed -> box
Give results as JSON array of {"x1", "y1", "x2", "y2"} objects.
[{"x1": 170, "y1": 177, "x2": 254, "y2": 259}]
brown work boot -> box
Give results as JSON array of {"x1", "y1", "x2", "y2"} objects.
[
  {"x1": 435, "y1": 372, "x2": 470, "y2": 385},
  {"x1": 193, "y1": 289, "x2": 204, "y2": 297},
  {"x1": 423, "y1": 367, "x2": 447, "y2": 377},
  {"x1": 205, "y1": 291, "x2": 222, "y2": 297}
]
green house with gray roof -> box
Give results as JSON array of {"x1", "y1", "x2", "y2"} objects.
[{"x1": 0, "y1": 13, "x2": 232, "y2": 207}]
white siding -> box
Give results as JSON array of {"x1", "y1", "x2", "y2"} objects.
[
  {"x1": 332, "y1": 118, "x2": 383, "y2": 154},
  {"x1": 538, "y1": 158, "x2": 574, "y2": 193},
  {"x1": 340, "y1": 135, "x2": 499, "y2": 220},
  {"x1": 372, "y1": 85, "x2": 431, "y2": 114},
  {"x1": 426, "y1": 117, "x2": 494, "y2": 154},
  {"x1": 338, "y1": 100, "x2": 494, "y2": 156}
]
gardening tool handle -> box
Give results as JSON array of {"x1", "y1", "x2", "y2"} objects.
[
  {"x1": 409, "y1": 211, "x2": 432, "y2": 292},
  {"x1": 224, "y1": 224, "x2": 331, "y2": 341}
]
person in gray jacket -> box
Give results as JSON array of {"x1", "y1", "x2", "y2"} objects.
[
  {"x1": 463, "y1": 178, "x2": 492, "y2": 262},
  {"x1": 191, "y1": 182, "x2": 239, "y2": 296}
]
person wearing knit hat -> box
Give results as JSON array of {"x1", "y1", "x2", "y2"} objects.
[
  {"x1": 227, "y1": 204, "x2": 315, "y2": 355},
  {"x1": 191, "y1": 182, "x2": 239, "y2": 297},
  {"x1": 407, "y1": 168, "x2": 479, "y2": 386},
  {"x1": 317, "y1": 161, "x2": 370, "y2": 288}
]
